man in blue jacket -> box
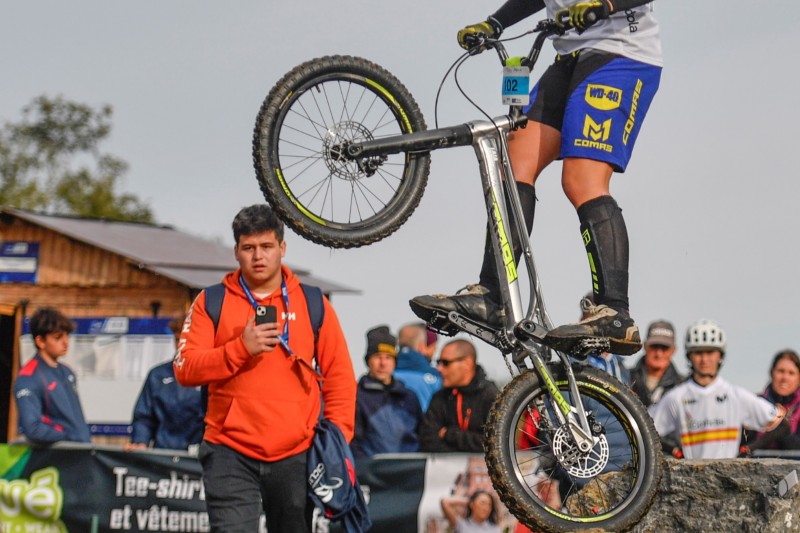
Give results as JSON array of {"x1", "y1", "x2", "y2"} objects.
[
  {"x1": 14, "y1": 307, "x2": 91, "y2": 444},
  {"x1": 126, "y1": 316, "x2": 204, "y2": 450},
  {"x1": 395, "y1": 322, "x2": 442, "y2": 412},
  {"x1": 351, "y1": 326, "x2": 423, "y2": 458}
]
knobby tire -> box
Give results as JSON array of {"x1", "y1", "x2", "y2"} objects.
[
  {"x1": 253, "y1": 56, "x2": 430, "y2": 248},
  {"x1": 485, "y1": 365, "x2": 662, "y2": 532}
]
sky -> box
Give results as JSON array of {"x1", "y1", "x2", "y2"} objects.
[{"x1": 3, "y1": 1, "x2": 798, "y2": 396}]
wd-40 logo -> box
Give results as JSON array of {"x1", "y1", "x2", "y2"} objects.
[
  {"x1": 585, "y1": 84, "x2": 622, "y2": 111},
  {"x1": 574, "y1": 115, "x2": 613, "y2": 153}
]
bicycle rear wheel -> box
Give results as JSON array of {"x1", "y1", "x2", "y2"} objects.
[
  {"x1": 253, "y1": 55, "x2": 430, "y2": 248},
  {"x1": 485, "y1": 365, "x2": 662, "y2": 532}
]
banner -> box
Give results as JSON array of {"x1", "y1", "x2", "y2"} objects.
[
  {"x1": 0, "y1": 445, "x2": 205, "y2": 533},
  {"x1": 0, "y1": 445, "x2": 524, "y2": 533}
]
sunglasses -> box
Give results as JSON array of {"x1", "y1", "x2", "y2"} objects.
[{"x1": 436, "y1": 355, "x2": 467, "y2": 367}]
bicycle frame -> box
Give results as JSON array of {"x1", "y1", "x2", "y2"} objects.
[{"x1": 342, "y1": 20, "x2": 597, "y2": 448}]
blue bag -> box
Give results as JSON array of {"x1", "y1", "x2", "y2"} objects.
[{"x1": 308, "y1": 418, "x2": 372, "y2": 532}]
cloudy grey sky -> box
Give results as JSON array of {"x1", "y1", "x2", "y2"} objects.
[{"x1": 3, "y1": 1, "x2": 798, "y2": 394}]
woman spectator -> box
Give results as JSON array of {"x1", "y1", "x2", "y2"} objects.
[
  {"x1": 441, "y1": 490, "x2": 501, "y2": 533},
  {"x1": 750, "y1": 350, "x2": 800, "y2": 451}
]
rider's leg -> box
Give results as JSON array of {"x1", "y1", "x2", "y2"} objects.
[
  {"x1": 410, "y1": 123, "x2": 560, "y2": 327},
  {"x1": 544, "y1": 157, "x2": 641, "y2": 355}
]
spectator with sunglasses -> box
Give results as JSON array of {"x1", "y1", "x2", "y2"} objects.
[{"x1": 420, "y1": 339, "x2": 499, "y2": 452}]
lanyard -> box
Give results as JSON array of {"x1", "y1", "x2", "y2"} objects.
[{"x1": 239, "y1": 274, "x2": 293, "y2": 355}]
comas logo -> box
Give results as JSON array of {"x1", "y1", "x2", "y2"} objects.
[
  {"x1": 574, "y1": 115, "x2": 613, "y2": 152},
  {"x1": 585, "y1": 84, "x2": 622, "y2": 111},
  {"x1": 623, "y1": 79, "x2": 643, "y2": 145},
  {"x1": 583, "y1": 115, "x2": 611, "y2": 141}
]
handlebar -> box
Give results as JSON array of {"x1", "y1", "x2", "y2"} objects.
[{"x1": 464, "y1": 16, "x2": 590, "y2": 68}]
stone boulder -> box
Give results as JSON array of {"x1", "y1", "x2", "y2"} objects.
[{"x1": 630, "y1": 458, "x2": 800, "y2": 532}]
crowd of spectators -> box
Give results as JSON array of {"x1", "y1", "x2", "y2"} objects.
[
  {"x1": 13, "y1": 301, "x2": 799, "y2": 533},
  {"x1": 14, "y1": 309, "x2": 800, "y2": 458}
]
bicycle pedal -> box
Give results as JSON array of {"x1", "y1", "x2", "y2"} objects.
[
  {"x1": 575, "y1": 338, "x2": 611, "y2": 358},
  {"x1": 423, "y1": 312, "x2": 461, "y2": 337}
]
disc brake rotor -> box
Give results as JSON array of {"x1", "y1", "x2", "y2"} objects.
[
  {"x1": 323, "y1": 121, "x2": 381, "y2": 180},
  {"x1": 552, "y1": 425, "x2": 609, "y2": 478}
]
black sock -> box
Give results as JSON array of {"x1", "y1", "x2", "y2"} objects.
[
  {"x1": 577, "y1": 195, "x2": 630, "y2": 314},
  {"x1": 478, "y1": 182, "x2": 536, "y2": 299}
]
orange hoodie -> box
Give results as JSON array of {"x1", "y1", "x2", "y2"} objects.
[{"x1": 174, "y1": 265, "x2": 356, "y2": 462}]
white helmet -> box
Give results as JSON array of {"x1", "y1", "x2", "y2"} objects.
[{"x1": 685, "y1": 319, "x2": 726, "y2": 356}]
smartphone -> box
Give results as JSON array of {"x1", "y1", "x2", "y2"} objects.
[{"x1": 255, "y1": 305, "x2": 277, "y2": 326}]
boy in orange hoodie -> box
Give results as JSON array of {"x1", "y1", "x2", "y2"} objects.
[{"x1": 174, "y1": 204, "x2": 356, "y2": 533}]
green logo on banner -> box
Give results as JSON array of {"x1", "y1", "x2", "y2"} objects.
[{"x1": 0, "y1": 467, "x2": 68, "y2": 532}]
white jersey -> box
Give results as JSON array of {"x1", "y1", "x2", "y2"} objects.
[
  {"x1": 648, "y1": 376, "x2": 783, "y2": 459},
  {"x1": 544, "y1": 1, "x2": 663, "y2": 67}
]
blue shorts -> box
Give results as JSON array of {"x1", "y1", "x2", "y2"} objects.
[{"x1": 524, "y1": 50, "x2": 661, "y2": 172}]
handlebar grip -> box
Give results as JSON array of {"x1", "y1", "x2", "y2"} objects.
[{"x1": 585, "y1": 12, "x2": 597, "y2": 24}]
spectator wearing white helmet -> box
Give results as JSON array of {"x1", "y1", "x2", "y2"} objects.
[{"x1": 648, "y1": 320, "x2": 788, "y2": 459}]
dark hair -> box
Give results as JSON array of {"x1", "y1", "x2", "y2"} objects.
[
  {"x1": 465, "y1": 490, "x2": 498, "y2": 524},
  {"x1": 232, "y1": 204, "x2": 284, "y2": 244},
  {"x1": 770, "y1": 349, "x2": 800, "y2": 375},
  {"x1": 29, "y1": 307, "x2": 74, "y2": 339}
]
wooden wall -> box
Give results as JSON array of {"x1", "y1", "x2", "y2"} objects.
[{"x1": 0, "y1": 216, "x2": 194, "y2": 318}]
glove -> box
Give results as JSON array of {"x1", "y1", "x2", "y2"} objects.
[
  {"x1": 457, "y1": 18, "x2": 502, "y2": 50},
  {"x1": 556, "y1": 1, "x2": 611, "y2": 32}
]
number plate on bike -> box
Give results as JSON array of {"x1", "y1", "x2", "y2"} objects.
[{"x1": 502, "y1": 66, "x2": 530, "y2": 106}]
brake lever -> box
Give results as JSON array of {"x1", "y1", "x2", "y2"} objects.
[{"x1": 466, "y1": 35, "x2": 492, "y2": 56}]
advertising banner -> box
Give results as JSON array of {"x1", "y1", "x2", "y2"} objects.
[{"x1": 0, "y1": 445, "x2": 523, "y2": 533}]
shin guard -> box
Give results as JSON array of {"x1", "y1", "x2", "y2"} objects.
[{"x1": 577, "y1": 195, "x2": 630, "y2": 314}]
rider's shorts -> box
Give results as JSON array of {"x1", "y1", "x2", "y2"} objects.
[{"x1": 524, "y1": 49, "x2": 662, "y2": 172}]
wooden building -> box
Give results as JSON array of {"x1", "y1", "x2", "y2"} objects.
[{"x1": 0, "y1": 207, "x2": 356, "y2": 442}]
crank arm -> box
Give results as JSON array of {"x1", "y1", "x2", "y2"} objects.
[{"x1": 447, "y1": 311, "x2": 499, "y2": 345}]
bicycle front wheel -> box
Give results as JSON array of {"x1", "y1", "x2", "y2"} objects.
[
  {"x1": 485, "y1": 365, "x2": 662, "y2": 532},
  {"x1": 253, "y1": 55, "x2": 430, "y2": 248}
]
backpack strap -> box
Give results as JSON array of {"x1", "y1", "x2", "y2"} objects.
[
  {"x1": 203, "y1": 283, "x2": 226, "y2": 332},
  {"x1": 203, "y1": 282, "x2": 322, "y2": 341},
  {"x1": 300, "y1": 283, "x2": 324, "y2": 346},
  {"x1": 201, "y1": 283, "x2": 226, "y2": 416}
]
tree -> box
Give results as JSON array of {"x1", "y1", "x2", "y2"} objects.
[{"x1": 0, "y1": 95, "x2": 154, "y2": 223}]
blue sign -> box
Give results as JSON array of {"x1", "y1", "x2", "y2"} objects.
[
  {"x1": 22, "y1": 317, "x2": 174, "y2": 335},
  {"x1": 0, "y1": 241, "x2": 39, "y2": 283}
]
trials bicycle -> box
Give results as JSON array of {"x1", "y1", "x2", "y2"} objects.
[{"x1": 252, "y1": 19, "x2": 662, "y2": 533}]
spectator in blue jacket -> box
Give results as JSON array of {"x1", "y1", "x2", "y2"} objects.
[
  {"x1": 14, "y1": 307, "x2": 91, "y2": 444},
  {"x1": 395, "y1": 322, "x2": 442, "y2": 412},
  {"x1": 125, "y1": 316, "x2": 204, "y2": 451},
  {"x1": 351, "y1": 325, "x2": 423, "y2": 458}
]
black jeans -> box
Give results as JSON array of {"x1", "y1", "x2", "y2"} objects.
[{"x1": 199, "y1": 441, "x2": 312, "y2": 533}]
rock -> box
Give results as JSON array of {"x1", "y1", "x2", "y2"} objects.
[{"x1": 629, "y1": 458, "x2": 800, "y2": 533}]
